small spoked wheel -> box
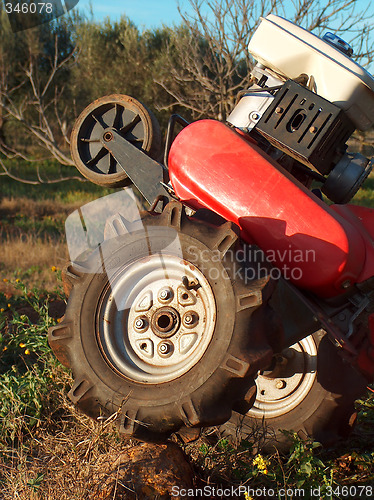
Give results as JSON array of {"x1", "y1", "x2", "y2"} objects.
[{"x1": 70, "y1": 94, "x2": 161, "y2": 188}]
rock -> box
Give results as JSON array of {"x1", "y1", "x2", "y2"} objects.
[{"x1": 89, "y1": 441, "x2": 195, "y2": 499}]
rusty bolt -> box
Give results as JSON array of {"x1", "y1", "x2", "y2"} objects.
[
  {"x1": 250, "y1": 112, "x2": 261, "y2": 122},
  {"x1": 103, "y1": 131, "x2": 114, "y2": 142},
  {"x1": 309, "y1": 126, "x2": 318, "y2": 133},
  {"x1": 276, "y1": 380, "x2": 287, "y2": 390}
]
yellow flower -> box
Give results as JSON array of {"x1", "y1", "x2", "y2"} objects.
[
  {"x1": 244, "y1": 494, "x2": 254, "y2": 500},
  {"x1": 51, "y1": 266, "x2": 57, "y2": 272},
  {"x1": 253, "y1": 454, "x2": 269, "y2": 474},
  {"x1": 7, "y1": 304, "x2": 11, "y2": 308},
  {"x1": 15, "y1": 278, "x2": 20, "y2": 283},
  {"x1": 57, "y1": 317, "x2": 62, "y2": 323},
  {"x1": 19, "y1": 343, "x2": 26, "y2": 348},
  {"x1": 0, "y1": 308, "x2": 4, "y2": 313},
  {"x1": 24, "y1": 349, "x2": 31, "y2": 355},
  {"x1": 3, "y1": 346, "x2": 7, "y2": 351},
  {"x1": 3, "y1": 278, "x2": 9, "y2": 283}
]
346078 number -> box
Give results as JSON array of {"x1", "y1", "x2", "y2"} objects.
[{"x1": 5, "y1": 3, "x2": 54, "y2": 14}]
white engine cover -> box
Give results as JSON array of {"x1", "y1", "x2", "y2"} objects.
[{"x1": 248, "y1": 15, "x2": 374, "y2": 130}]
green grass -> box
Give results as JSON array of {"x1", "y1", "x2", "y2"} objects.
[
  {"x1": 0, "y1": 281, "x2": 63, "y2": 442},
  {"x1": 0, "y1": 158, "x2": 115, "y2": 203},
  {"x1": 351, "y1": 176, "x2": 374, "y2": 208}
]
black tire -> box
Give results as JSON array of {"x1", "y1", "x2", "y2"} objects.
[
  {"x1": 219, "y1": 329, "x2": 367, "y2": 452},
  {"x1": 49, "y1": 202, "x2": 275, "y2": 442},
  {"x1": 70, "y1": 94, "x2": 162, "y2": 188}
]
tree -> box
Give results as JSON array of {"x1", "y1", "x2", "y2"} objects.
[
  {"x1": 0, "y1": 7, "x2": 81, "y2": 184},
  {"x1": 155, "y1": 0, "x2": 374, "y2": 121},
  {"x1": 70, "y1": 17, "x2": 172, "y2": 126}
]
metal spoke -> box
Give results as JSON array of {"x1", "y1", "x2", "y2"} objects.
[
  {"x1": 80, "y1": 138, "x2": 100, "y2": 143},
  {"x1": 120, "y1": 114, "x2": 141, "y2": 135},
  {"x1": 92, "y1": 113, "x2": 108, "y2": 129},
  {"x1": 113, "y1": 103, "x2": 122, "y2": 129},
  {"x1": 86, "y1": 147, "x2": 107, "y2": 167}
]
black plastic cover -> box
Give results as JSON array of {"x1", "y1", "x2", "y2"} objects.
[{"x1": 256, "y1": 80, "x2": 355, "y2": 175}]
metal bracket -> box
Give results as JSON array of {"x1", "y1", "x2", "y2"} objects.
[
  {"x1": 100, "y1": 128, "x2": 170, "y2": 206},
  {"x1": 286, "y1": 281, "x2": 358, "y2": 357}
]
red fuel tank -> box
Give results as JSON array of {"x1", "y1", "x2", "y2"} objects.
[{"x1": 168, "y1": 120, "x2": 369, "y2": 297}]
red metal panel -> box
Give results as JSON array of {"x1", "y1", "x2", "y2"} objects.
[
  {"x1": 168, "y1": 120, "x2": 367, "y2": 297},
  {"x1": 331, "y1": 204, "x2": 374, "y2": 284}
]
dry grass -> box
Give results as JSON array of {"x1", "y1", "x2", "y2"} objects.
[
  {"x1": 0, "y1": 367, "x2": 135, "y2": 500},
  {"x1": 0, "y1": 234, "x2": 68, "y2": 291},
  {"x1": 0, "y1": 197, "x2": 80, "y2": 219},
  {"x1": 0, "y1": 196, "x2": 74, "y2": 291},
  {"x1": 0, "y1": 365, "x2": 194, "y2": 500}
]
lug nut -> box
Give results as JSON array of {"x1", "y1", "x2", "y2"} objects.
[
  {"x1": 183, "y1": 312, "x2": 198, "y2": 327},
  {"x1": 103, "y1": 131, "x2": 114, "y2": 142},
  {"x1": 159, "y1": 288, "x2": 173, "y2": 302},
  {"x1": 158, "y1": 342, "x2": 173, "y2": 356},
  {"x1": 184, "y1": 314, "x2": 194, "y2": 325},
  {"x1": 134, "y1": 317, "x2": 147, "y2": 331}
]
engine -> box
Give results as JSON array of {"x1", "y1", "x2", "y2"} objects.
[{"x1": 227, "y1": 15, "x2": 374, "y2": 204}]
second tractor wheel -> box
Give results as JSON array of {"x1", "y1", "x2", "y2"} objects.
[
  {"x1": 219, "y1": 329, "x2": 367, "y2": 451},
  {"x1": 49, "y1": 202, "x2": 275, "y2": 442}
]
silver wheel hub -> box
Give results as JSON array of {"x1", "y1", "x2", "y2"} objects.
[
  {"x1": 249, "y1": 335, "x2": 317, "y2": 418},
  {"x1": 97, "y1": 254, "x2": 216, "y2": 383}
]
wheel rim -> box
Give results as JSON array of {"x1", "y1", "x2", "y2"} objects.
[
  {"x1": 72, "y1": 96, "x2": 158, "y2": 179},
  {"x1": 96, "y1": 254, "x2": 216, "y2": 384},
  {"x1": 248, "y1": 335, "x2": 317, "y2": 418}
]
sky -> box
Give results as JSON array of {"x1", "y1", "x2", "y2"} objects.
[
  {"x1": 78, "y1": 0, "x2": 185, "y2": 28},
  {"x1": 78, "y1": 0, "x2": 374, "y2": 32}
]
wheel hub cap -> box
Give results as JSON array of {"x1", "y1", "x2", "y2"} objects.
[
  {"x1": 249, "y1": 335, "x2": 317, "y2": 418},
  {"x1": 97, "y1": 254, "x2": 216, "y2": 384}
]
